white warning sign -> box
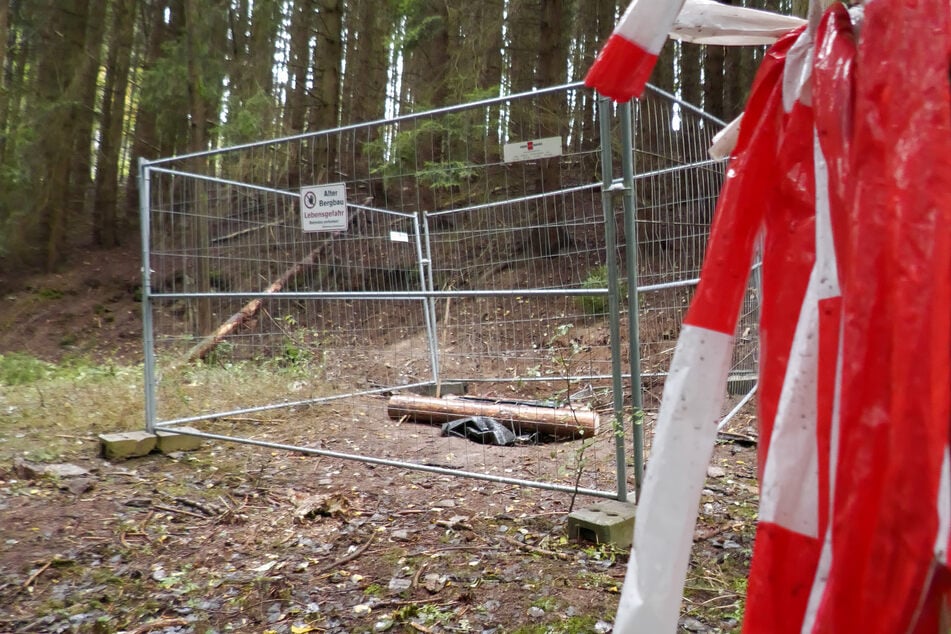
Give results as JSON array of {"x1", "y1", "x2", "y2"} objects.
[
  {"x1": 300, "y1": 182, "x2": 348, "y2": 232},
  {"x1": 502, "y1": 136, "x2": 563, "y2": 163}
]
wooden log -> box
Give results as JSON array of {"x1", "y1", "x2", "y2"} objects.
[{"x1": 386, "y1": 394, "x2": 599, "y2": 439}]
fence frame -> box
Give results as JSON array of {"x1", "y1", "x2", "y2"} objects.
[{"x1": 137, "y1": 83, "x2": 748, "y2": 503}]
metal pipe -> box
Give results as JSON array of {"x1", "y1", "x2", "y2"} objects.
[
  {"x1": 644, "y1": 83, "x2": 728, "y2": 126},
  {"x1": 718, "y1": 383, "x2": 758, "y2": 431},
  {"x1": 620, "y1": 100, "x2": 645, "y2": 498},
  {"x1": 598, "y1": 96, "x2": 629, "y2": 503},
  {"x1": 427, "y1": 182, "x2": 599, "y2": 217},
  {"x1": 146, "y1": 166, "x2": 418, "y2": 218},
  {"x1": 154, "y1": 382, "x2": 437, "y2": 428},
  {"x1": 149, "y1": 82, "x2": 587, "y2": 166},
  {"x1": 418, "y1": 214, "x2": 440, "y2": 386},
  {"x1": 150, "y1": 426, "x2": 619, "y2": 500},
  {"x1": 150, "y1": 276, "x2": 702, "y2": 302},
  {"x1": 632, "y1": 158, "x2": 726, "y2": 181},
  {"x1": 139, "y1": 159, "x2": 158, "y2": 434}
]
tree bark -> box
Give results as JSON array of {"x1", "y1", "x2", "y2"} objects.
[
  {"x1": 125, "y1": 0, "x2": 172, "y2": 224},
  {"x1": 68, "y1": 0, "x2": 107, "y2": 229},
  {"x1": 703, "y1": 45, "x2": 726, "y2": 120},
  {"x1": 308, "y1": 0, "x2": 342, "y2": 182},
  {"x1": 29, "y1": 0, "x2": 91, "y2": 270},
  {"x1": 386, "y1": 394, "x2": 600, "y2": 439},
  {"x1": 93, "y1": 0, "x2": 137, "y2": 248},
  {"x1": 283, "y1": 0, "x2": 315, "y2": 187}
]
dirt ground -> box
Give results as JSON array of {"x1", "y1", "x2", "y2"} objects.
[{"x1": 0, "y1": 245, "x2": 759, "y2": 633}]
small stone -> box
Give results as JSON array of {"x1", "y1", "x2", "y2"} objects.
[
  {"x1": 481, "y1": 599, "x2": 501, "y2": 613},
  {"x1": 388, "y1": 577, "x2": 411, "y2": 592},
  {"x1": 12, "y1": 458, "x2": 91, "y2": 480},
  {"x1": 390, "y1": 529, "x2": 411, "y2": 541},
  {"x1": 62, "y1": 478, "x2": 94, "y2": 495},
  {"x1": 434, "y1": 499, "x2": 456, "y2": 508},
  {"x1": 423, "y1": 573, "x2": 446, "y2": 593},
  {"x1": 594, "y1": 621, "x2": 613, "y2": 633},
  {"x1": 681, "y1": 617, "x2": 708, "y2": 631},
  {"x1": 706, "y1": 466, "x2": 727, "y2": 478},
  {"x1": 527, "y1": 606, "x2": 545, "y2": 618}
]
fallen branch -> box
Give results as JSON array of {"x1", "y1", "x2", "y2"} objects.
[
  {"x1": 315, "y1": 533, "x2": 376, "y2": 575},
  {"x1": 21, "y1": 560, "x2": 52, "y2": 590},
  {"x1": 151, "y1": 503, "x2": 206, "y2": 519},
  {"x1": 694, "y1": 521, "x2": 747, "y2": 543},
  {"x1": 499, "y1": 534, "x2": 571, "y2": 560},
  {"x1": 185, "y1": 209, "x2": 363, "y2": 362},
  {"x1": 126, "y1": 618, "x2": 190, "y2": 634},
  {"x1": 174, "y1": 496, "x2": 225, "y2": 516},
  {"x1": 411, "y1": 561, "x2": 429, "y2": 589}
]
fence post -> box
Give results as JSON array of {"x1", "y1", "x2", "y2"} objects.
[
  {"x1": 139, "y1": 158, "x2": 158, "y2": 434},
  {"x1": 598, "y1": 95, "x2": 629, "y2": 503},
  {"x1": 620, "y1": 100, "x2": 645, "y2": 498},
  {"x1": 418, "y1": 212, "x2": 440, "y2": 386}
]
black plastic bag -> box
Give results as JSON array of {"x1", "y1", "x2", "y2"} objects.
[{"x1": 440, "y1": 416, "x2": 516, "y2": 446}]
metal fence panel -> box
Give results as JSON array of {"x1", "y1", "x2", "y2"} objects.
[{"x1": 139, "y1": 83, "x2": 757, "y2": 500}]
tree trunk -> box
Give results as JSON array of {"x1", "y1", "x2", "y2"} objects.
[
  {"x1": 536, "y1": 0, "x2": 567, "y2": 192},
  {"x1": 703, "y1": 45, "x2": 726, "y2": 120},
  {"x1": 249, "y1": 0, "x2": 280, "y2": 96},
  {"x1": 0, "y1": 0, "x2": 8, "y2": 101},
  {"x1": 679, "y1": 41, "x2": 702, "y2": 109},
  {"x1": 308, "y1": 0, "x2": 342, "y2": 181},
  {"x1": 386, "y1": 394, "x2": 600, "y2": 439},
  {"x1": 184, "y1": 0, "x2": 212, "y2": 333},
  {"x1": 126, "y1": 0, "x2": 172, "y2": 223},
  {"x1": 0, "y1": 0, "x2": 22, "y2": 165},
  {"x1": 283, "y1": 0, "x2": 314, "y2": 187},
  {"x1": 28, "y1": 0, "x2": 91, "y2": 270},
  {"x1": 398, "y1": 0, "x2": 450, "y2": 212},
  {"x1": 346, "y1": 0, "x2": 388, "y2": 124},
  {"x1": 93, "y1": 0, "x2": 137, "y2": 248},
  {"x1": 68, "y1": 0, "x2": 107, "y2": 232},
  {"x1": 577, "y1": 0, "x2": 618, "y2": 149}
]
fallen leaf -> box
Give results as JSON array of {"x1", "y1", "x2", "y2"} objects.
[{"x1": 294, "y1": 493, "x2": 351, "y2": 522}]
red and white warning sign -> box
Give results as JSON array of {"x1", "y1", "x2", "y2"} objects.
[
  {"x1": 502, "y1": 136, "x2": 562, "y2": 163},
  {"x1": 300, "y1": 182, "x2": 348, "y2": 232}
]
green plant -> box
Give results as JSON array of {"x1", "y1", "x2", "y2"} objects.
[
  {"x1": 575, "y1": 265, "x2": 627, "y2": 316},
  {"x1": 363, "y1": 583, "x2": 384, "y2": 597},
  {"x1": 37, "y1": 287, "x2": 64, "y2": 300},
  {"x1": 509, "y1": 615, "x2": 603, "y2": 634},
  {"x1": 0, "y1": 353, "x2": 54, "y2": 385},
  {"x1": 531, "y1": 596, "x2": 561, "y2": 612}
]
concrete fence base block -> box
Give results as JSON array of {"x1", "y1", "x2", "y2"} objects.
[
  {"x1": 409, "y1": 382, "x2": 468, "y2": 397},
  {"x1": 567, "y1": 499, "x2": 637, "y2": 549},
  {"x1": 155, "y1": 427, "x2": 203, "y2": 454},
  {"x1": 100, "y1": 427, "x2": 204, "y2": 460},
  {"x1": 99, "y1": 431, "x2": 158, "y2": 460}
]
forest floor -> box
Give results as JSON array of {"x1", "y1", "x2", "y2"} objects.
[{"x1": 0, "y1": 245, "x2": 759, "y2": 634}]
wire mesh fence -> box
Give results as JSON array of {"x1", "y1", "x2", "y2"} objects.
[{"x1": 139, "y1": 83, "x2": 757, "y2": 500}]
